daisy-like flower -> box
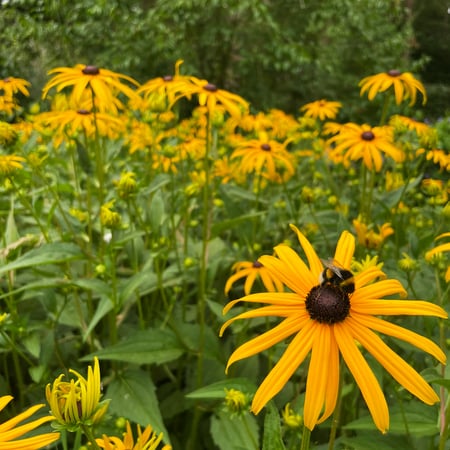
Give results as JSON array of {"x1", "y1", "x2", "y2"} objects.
[
  {"x1": 359, "y1": 70, "x2": 427, "y2": 106},
  {"x1": 352, "y1": 217, "x2": 394, "y2": 249},
  {"x1": 186, "y1": 77, "x2": 249, "y2": 119},
  {"x1": 96, "y1": 420, "x2": 171, "y2": 450},
  {"x1": 327, "y1": 123, "x2": 404, "y2": 171},
  {"x1": 220, "y1": 225, "x2": 447, "y2": 433},
  {"x1": 225, "y1": 260, "x2": 285, "y2": 296},
  {"x1": 0, "y1": 77, "x2": 31, "y2": 99},
  {"x1": 42, "y1": 64, "x2": 139, "y2": 114},
  {"x1": 46, "y1": 357, "x2": 109, "y2": 429},
  {"x1": 0, "y1": 395, "x2": 60, "y2": 449},
  {"x1": 137, "y1": 59, "x2": 194, "y2": 107},
  {"x1": 426, "y1": 232, "x2": 450, "y2": 282},
  {"x1": 0, "y1": 155, "x2": 26, "y2": 174},
  {"x1": 416, "y1": 148, "x2": 450, "y2": 172},
  {"x1": 231, "y1": 132, "x2": 295, "y2": 181},
  {"x1": 300, "y1": 99, "x2": 342, "y2": 121},
  {"x1": 389, "y1": 115, "x2": 431, "y2": 138}
]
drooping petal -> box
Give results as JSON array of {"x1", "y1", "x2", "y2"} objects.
[
  {"x1": 225, "y1": 314, "x2": 309, "y2": 371},
  {"x1": 335, "y1": 322, "x2": 389, "y2": 433},
  {"x1": 252, "y1": 320, "x2": 317, "y2": 414},
  {"x1": 351, "y1": 312, "x2": 446, "y2": 364},
  {"x1": 346, "y1": 317, "x2": 440, "y2": 405}
]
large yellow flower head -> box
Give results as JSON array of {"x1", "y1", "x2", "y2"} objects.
[
  {"x1": 0, "y1": 395, "x2": 60, "y2": 449},
  {"x1": 220, "y1": 225, "x2": 447, "y2": 433},
  {"x1": 42, "y1": 64, "x2": 139, "y2": 114},
  {"x1": 359, "y1": 70, "x2": 427, "y2": 106},
  {"x1": 327, "y1": 122, "x2": 404, "y2": 171},
  {"x1": 46, "y1": 357, "x2": 108, "y2": 430}
]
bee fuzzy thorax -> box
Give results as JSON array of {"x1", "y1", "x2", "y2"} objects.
[{"x1": 319, "y1": 260, "x2": 355, "y2": 294}]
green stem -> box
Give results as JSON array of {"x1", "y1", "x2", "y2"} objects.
[
  {"x1": 81, "y1": 424, "x2": 101, "y2": 450},
  {"x1": 300, "y1": 425, "x2": 311, "y2": 450}
]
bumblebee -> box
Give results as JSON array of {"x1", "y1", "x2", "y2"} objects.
[{"x1": 319, "y1": 260, "x2": 355, "y2": 294}]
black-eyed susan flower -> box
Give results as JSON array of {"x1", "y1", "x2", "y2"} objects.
[
  {"x1": 416, "y1": 148, "x2": 450, "y2": 172},
  {"x1": 96, "y1": 420, "x2": 171, "y2": 450},
  {"x1": 220, "y1": 225, "x2": 447, "y2": 433},
  {"x1": 42, "y1": 64, "x2": 139, "y2": 114},
  {"x1": 352, "y1": 217, "x2": 394, "y2": 250},
  {"x1": 359, "y1": 70, "x2": 427, "y2": 106},
  {"x1": 300, "y1": 99, "x2": 342, "y2": 121},
  {"x1": 426, "y1": 232, "x2": 450, "y2": 282},
  {"x1": 0, "y1": 155, "x2": 26, "y2": 174},
  {"x1": 0, "y1": 77, "x2": 31, "y2": 99},
  {"x1": 187, "y1": 77, "x2": 249, "y2": 119},
  {"x1": 0, "y1": 121, "x2": 17, "y2": 146},
  {"x1": 46, "y1": 357, "x2": 108, "y2": 430},
  {"x1": 327, "y1": 123, "x2": 404, "y2": 171},
  {"x1": 0, "y1": 395, "x2": 60, "y2": 449},
  {"x1": 231, "y1": 132, "x2": 295, "y2": 181},
  {"x1": 225, "y1": 260, "x2": 284, "y2": 296}
]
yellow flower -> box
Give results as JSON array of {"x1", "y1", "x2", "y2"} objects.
[
  {"x1": 224, "y1": 389, "x2": 249, "y2": 414},
  {"x1": 42, "y1": 64, "x2": 139, "y2": 114},
  {"x1": 137, "y1": 59, "x2": 194, "y2": 107},
  {"x1": 100, "y1": 201, "x2": 122, "y2": 229},
  {"x1": 46, "y1": 357, "x2": 108, "y2": 429},
  {"x1": 0, "y1": 155, "x2": 26, "y2": 174},
  {"x1": 0, "y1": 77, "x2": 31, "y2": 98},
  {"x1": 0, "y1": 395, "x2": 60, "y2": 449},
  {"x1": 187, "y1": 77, "x2": 249, "y2": 119},
  {"x1": 96, "y1": 420, "x2": 171, "y2": 450},
  {"x1": 389, "y1": 115, "x2": 431, "y2": 138},
  {"x1": 116, "y1": 171, "x2": 137, "y2": 198},
  {"x1": 426, "y1": 232, "x2": 450, "y2": 282},
  {"x1": 353, "y1": 217, "x2": 394, "y2": 249},
  {"x1": 231, "y1": 133, "x2": 295, "y2": 181},
  {"x1": 416, "y1": 148, "x2": 450, "y2": 172},
  {"x1": 220, "y1": 225, "x2": 446, "y2": 433},
  {"x1": 359, "y1": 70, "x2": 427, "y2": 106},
  {"x1": 327, "y1": 123, "x2": 404, "y2": 172},
  {"x1": 282, "y1": 403, "x2": 302, "y2": 429},
  {"x1": 225, "y1": 260, "x2": 285, "y2": 296},
  {"x1": 0, "y1": 121, "x2": 17, "y2": 146},
  {"x1": 300, "y1": 99, "x2": 342, "y2": 121}
]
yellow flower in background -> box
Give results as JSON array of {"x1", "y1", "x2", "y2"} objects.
[
  {"x1": 137, "y1": 59, "x2": 194, "y2": 107},
  {"x1": 231, "y1": 133, "x2": 295, "y2": 181},
  {"x1": 282, "y1": 403, "x2": 303, "y2": 429},
  {"x1": 426, "y1": 232, "x2": 450, "y2": 282},
  {"x1": 100, "y1": 201, "x2": 122, "y2": 229},
  {"x1": 0, "y1": 395, "x2": 60, "y2": 449},
  {"x1": 300, "y1": 99, "x2": 342, "y2": 121},
  {"x1": 327, "y1": 123, "x2": 404, "y2": 171},
  {"x1": 224, "y1": 389, "x2": 249, "y2": 414},
  {"x1": 0, "y1": 77, "x2": 31, "y2": 99},
  {"x1": 225, "y1": 260, "x2": 285, "y2": 296},
  {"x1": 96, "y1": 420, "x2": 171, "y2": 450},
  {"x1": 353, "y1": 217, "x2": 394, "y2": 249},
  {"x1": 220, "y1": 225, "x2": 446, "y2": 433},
  {"x1": 359, "y1": 70, "x2": 427, "y2": 106},
  {"x1": 46, "y1": 357, "x2": 108, "y2": 429},
  {"x1": 389, "y1": 115, "x2": 431, "y2": 138},
  {"x1": 187, "y1": 77, "x2": 249, "y2": 119},
  {"x1": 416, "y1": 148, "x2": 450, "y2": 172},
  {"x1": 116, "y1": 171, "x2": 137, "y2": 198},
  {"x1": 42, "y1": 64, "x2": 139, "y2": 114},
  {"x1": 0, "y1": 155, "x2": 26, "y2": 174},
  {"x1": 0, "y1": 121, "x2": 17, "y2": 146}
]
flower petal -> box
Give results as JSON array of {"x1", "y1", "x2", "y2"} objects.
[{"x1": 351, "y1": 299, "x2": 448, "y2": 318}]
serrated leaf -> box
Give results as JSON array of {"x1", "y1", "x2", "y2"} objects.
[
  {"x1": 83, "y1": 329, "x2": 184, "y2": 365},
  {"x1": 210, "y1": 411, "x2": 259, "y2": 450},
  {"x1": 107, "y1": 369, "x2": 171, "y2": 445},
  {"x1": 186, "y1": 378, "x2": 257, "y2": 400},
  {"x1": 0, "y1": 242, "x2": 83, "y2": 274},
  {"x1": 262, "y1": 402, "x2": 286, "y2": 450}
]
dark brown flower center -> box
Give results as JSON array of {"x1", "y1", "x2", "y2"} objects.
[
  {"x1": 163, "y1": 75, "x2": 173, "y2": 82},
  {"x1": 260, "y1": 143, "x2": 271, "y2": 151},
  {"x1": 305, "y1": 284, "x2": 350, "y2": 324},
  {"x1": 252, "y1": 260, "x2": 263, "y2": 268},
  {"x1": 3, "y1": 77, "x2": 11, "y2": 83},
  {"x1": 387, "y1": 69, "x2": 401, "y2": 77},
  {"x1": 204, "y1": 83, "x2": 218, "y2": 92},
  {"x1": 77, "y1": 109, "x2": 91, "y2": 115},
  {"x1": 361, "y1": 131, "x2": 375, "y2": 141},
  {"x1": 82, "y1": 65, "x2": 100, "y2": 75}
]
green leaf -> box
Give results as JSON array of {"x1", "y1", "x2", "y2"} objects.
[
  {"x1": 262, "y1": 402, "x2": 286, "y2": 450},
  {"x1": 186, "y1": 378, "x2": 257, "y2": 400},
  {"x1": 107, "y1": 368, "x2": 171, "y2": 445},
  {"x1": 83, "y1": 295, "x2": 113, "y2": 342},
  {"x1": 210, "y1": 410, "x2": 259, "y2": 450},
  {"x1": 0, "y1": 242, "x2": 83, "y2": 274},
  {"x1": 339, "y1": 432, "x2": 407, "y2": 450},
  {"x1": 430, "y1": 378, "x2": 450, "y2": 390},
  {"x1": 82, "y1": 329, "x2": 184, "y2": 365},
  {"x1": 211, "y1": 212, "x2": 266, "y2": 235}
]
